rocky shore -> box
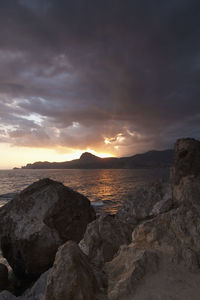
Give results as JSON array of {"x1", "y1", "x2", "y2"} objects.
[{"x1": 0, "y1": 138, "x2": 199, "y2": 300}]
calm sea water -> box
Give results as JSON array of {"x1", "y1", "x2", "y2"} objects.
[{"x1": 0, "y1": 168, "x2": 169, "y2": 214}]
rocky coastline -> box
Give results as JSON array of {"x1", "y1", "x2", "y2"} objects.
[{"x1": 0, "y1": 137, "x2": 199, "y2": 300}]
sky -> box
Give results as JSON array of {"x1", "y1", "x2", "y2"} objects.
[{"x1": 0, "y1": 0, "x2": 200, "y2": 168}]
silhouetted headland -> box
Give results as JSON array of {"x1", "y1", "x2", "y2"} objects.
[{"x1": 20, "y1": 149, "x2": 173, "y2": 169}]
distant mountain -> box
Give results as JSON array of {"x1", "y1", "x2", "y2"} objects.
[{"x1": 20, "y1": 149, "x2": 174, "y2": 169}]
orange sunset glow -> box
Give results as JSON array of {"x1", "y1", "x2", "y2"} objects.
[{"x1": 0, "y1": 143, "x2": 114, "y2": 169}]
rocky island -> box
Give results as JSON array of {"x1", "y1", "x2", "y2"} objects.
[{"x1": 0, "y1": 137, "x2": 200, "y2": 299}]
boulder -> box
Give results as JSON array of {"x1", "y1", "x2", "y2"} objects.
[
  {"x1": 79, "y1": 214, "x2": 132, "y2": 267},
  {"x1": 118, "y1": 181, "x2": 172, "y2": 225},
  {"x1": 0, "y1": 178, "x2": 95, "y2": 279},
  {"x1": 45, "y1": 241, "x2": 104, "y2": 300}
]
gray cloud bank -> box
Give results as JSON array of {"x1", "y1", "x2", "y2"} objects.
[{"x1": 0, "y1": 0, "x2": 200, "y2": 156}]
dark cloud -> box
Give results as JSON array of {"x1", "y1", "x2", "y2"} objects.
[{"x1": 0, "y1": 0, "x2": 200, "y2": 156}]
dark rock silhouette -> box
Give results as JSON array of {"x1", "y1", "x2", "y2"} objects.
[{"x1": 80, "y1": 152, "x2": 101, "y2": 162}]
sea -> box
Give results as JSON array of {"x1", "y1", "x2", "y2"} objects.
[{"x1": 0, "y1": 168, "x2": 170, "y2": 214}]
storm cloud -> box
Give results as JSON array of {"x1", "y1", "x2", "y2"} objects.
[{"x1": 0, "y1": 0, "x2": 200, "y2": 156}]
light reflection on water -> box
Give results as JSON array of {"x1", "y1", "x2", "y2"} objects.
[{"x1": 0, "y1": 168, "x2": 169, "y2": 214}]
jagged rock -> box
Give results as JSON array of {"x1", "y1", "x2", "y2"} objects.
[
  {"x1": 105, "y1": 245, "x2": 158, "y2": 300},
  {"x1": 106, "y1": 244, "x2": 200, "y2": 300},
  {"x1": 171, "y1": 138, "x2": 200, "y2": 206},
  {"x1": 104, "y1": 138, "x2": 200, "y2": 299},
  {"x1": 45, "y1": 241, "x2": 104, "y2": 300},
  {"x1": 132, "y1": 205, "x2": 200, "y2": 270},
  {"x1": 0, "y1": 264, "x2": 8, "y2": 290},
  {"x1": 79, "y1": 214, "x2": 132, "y2": 268},
  {"x1": 118, "y1": 181, "x2": 172, "y2": 225},
  {"x1": 106, "y1": 204, "x2": 200, "y2": 299},
  {"x1": 171, "y1": 138, "x2": 200, "y2": 185},
  {"x1": 0, "y1": 179, "x2": 95, "y2": 279},
  {"x1": 172, "y1": 175, "x2": 200, "y2": 207},
  {"x1": 79, "y1": 214, "x2": 132, "y2": 266}
]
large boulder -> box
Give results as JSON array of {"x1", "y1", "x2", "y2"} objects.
[
  {"x1": 79, "y1": 214, "x2": 132, "y2": 267},
  {"x1": 0, "y1": 179, "x2": 95, "y2": 279},
  {"x1": 118, "y1": 181, "x2": 172, "y2": 225},
  {"x1": 45, "y1": 241, "x2": 105, "y2": 300}
]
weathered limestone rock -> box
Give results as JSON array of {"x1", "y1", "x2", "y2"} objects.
[
  {"x1": 0, "y1": 263, "x2": 8, "y2": 291},
  {"x1": 0, "y1": 179, "x2": 95, "y2": 279},
  {"x1": 106, "y1": 245, "x2": 200, "y2": 300},
  {"x1": 105, "y1": 245, "x2": 158, "y2": 300},
  {"x1": 171, "y1": 138, "x2": 200, "y2": 206},
  {"x1": 171, "y1": 138, "x2": 200, "y2": 185},
  {"x1": 79, "y1": 214, "x2": 132, "y2": 267},
  {"x1": 132, "y1": 205, "x2": 200, "y2": 266},
  {"x1": 172, "y1": 175, "x2": 200, "y2": 208},
  {"x1": 45, "y1": 241, "x2": 104, "y2": 300},
  {"x1": 104, "y1": 138, "x2": 200, "y2": 300},
  {"x1": 118, "y1": 181, "x2": 172, "y2": 225},
  {"x1": 106, "y1": 203, "x2": 200, "y2": 299}
]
